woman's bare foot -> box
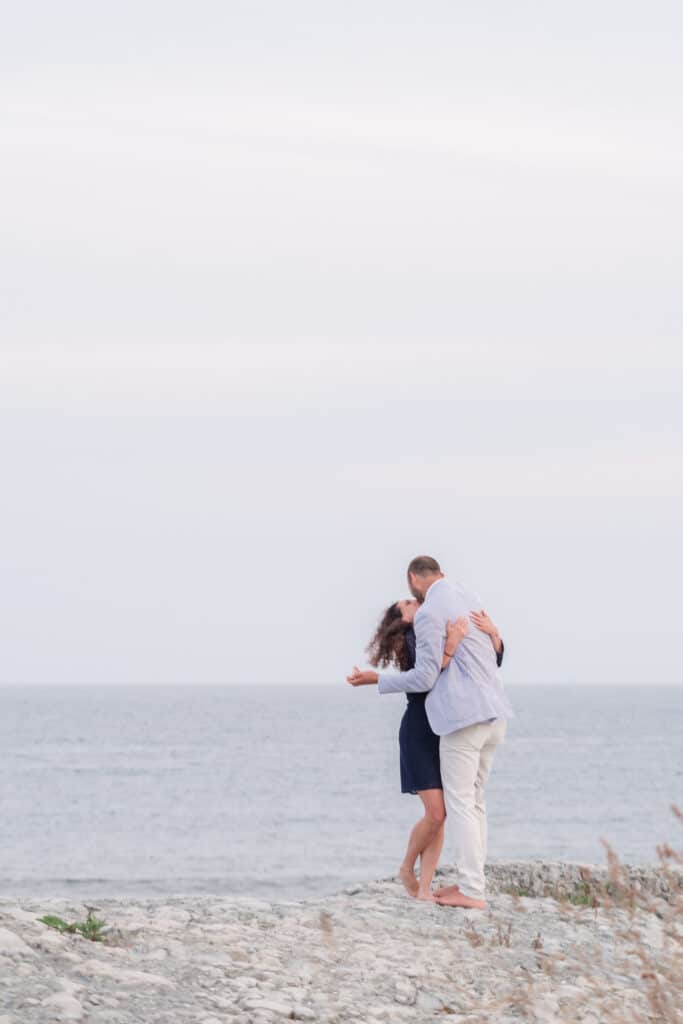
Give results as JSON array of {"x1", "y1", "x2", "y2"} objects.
[
  {"x1": 433, "y1": 884, "x2": 461, "y2": 897},
  {"x1": 416, "y1": 891, "x2": 437, "y2": 902},
  {"x1": 399, "y1": 864, "x2": 419, "y2": 897},
  {"x1": 435, "y1": 891, "x2": 486, "y2": 909}
]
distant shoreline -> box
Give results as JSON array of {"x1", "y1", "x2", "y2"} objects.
[{"x1": 0, "y1": 857, "x2": 677, "y2": 901}]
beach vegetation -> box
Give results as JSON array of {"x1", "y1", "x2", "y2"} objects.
[{"x1": 39, "y1": 908, "x2": 107, "y2": 942}]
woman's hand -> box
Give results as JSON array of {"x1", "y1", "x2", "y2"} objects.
[
  {"x1": 469, "y1": 609, "x2": 497, "y2": 636},
  {"x1": 470, "y1": 609, "x2": 503, "y2": 654},
  {"x1": 346, "y1": 666, "x2": 379, "y2": 687},
  {"x1": 445, "y1": 617, "x2": 469, "y2": 652}
]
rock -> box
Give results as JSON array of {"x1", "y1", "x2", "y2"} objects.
[
  {"x1": 35, "y1": 930, "x2": 68, "y2": 953},
  {"x1": 0, "y1": 865, "x2": 678, "y2": 1024},
  {"x1": 231, "y1": 975, "x2": 259, "y2": 989},
  {"x1": 291, "y1": 1007, "x2": 317, "y2": 1021},
  {"x1": 41, "y1": 992, "x2": 84, "y2": 1020},
  {"x1": 142, "y1": 946, "x2": 168, "y2": 960},
  {"x1": 211, "y1": 996, "x2": 236, "y2": 1009},
  {"x1": 0, "y1": 927, "x2": 33, "y2": 957},
  {"x1": 60, "y1": 951, "x2": 83, "y2": 964},
  {"x1": 394, "y1": 978, "x2": 417, "y2": 1005},
  {"x1": 80, "y1": 957, "x2": 174, "y2": 987},
  {"x1": 2, "y1": 907, "x2": 37, "y2": 924},
  {"x1": 416, "y1": 991, "x2": 444, "y2": 1011},
  {"x1": 243, "y1": 997, "x2": 293, "y2": 1014}
]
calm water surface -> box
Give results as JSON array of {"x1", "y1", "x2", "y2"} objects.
[{"x1": 1, "y1": 684, "x2": 681, "y2": 899}]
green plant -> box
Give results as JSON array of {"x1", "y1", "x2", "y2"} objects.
[
  {"x1": 502, "y1": 885, "x2": 532, "y2": 898},
  {"x1": 562, "y1": 880, "x2": 597, "y2": 907},
  {"x1": 39, "y1": 908, "x2": 107, "y2": 942}
]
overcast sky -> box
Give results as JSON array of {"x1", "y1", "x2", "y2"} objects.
[{"x1": 2, "y1": 2, "x2": 682, "y2": 686}]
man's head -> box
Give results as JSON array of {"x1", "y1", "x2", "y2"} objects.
[{"x1": 406, "y1": 555, "x2": 444, "y2": 602}]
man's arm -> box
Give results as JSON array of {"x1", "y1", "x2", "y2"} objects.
[{"x1": 377, "y1": 611, "x2": 445, "y2": 694}]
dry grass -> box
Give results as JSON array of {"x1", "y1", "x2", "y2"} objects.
[{"x1": 475, "y1": 806, "x2": 683, "y2": 1023}]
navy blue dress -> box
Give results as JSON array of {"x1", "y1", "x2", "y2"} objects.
[{"x1": 398, "y1": 626, "x2": 505, "y2": 795}]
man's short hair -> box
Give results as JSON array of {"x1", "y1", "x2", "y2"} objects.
[{"x1": 407, "y1": 555, "x2": 442, "y2": 577}]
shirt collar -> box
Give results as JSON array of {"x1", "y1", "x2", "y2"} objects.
[{"x1": 423, "y1": 576, "x2": 447, "y2": 602}]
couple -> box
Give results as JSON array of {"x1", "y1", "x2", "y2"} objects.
[{"x1": 347, "y1": 555, "x2": 513, "y2": 909}]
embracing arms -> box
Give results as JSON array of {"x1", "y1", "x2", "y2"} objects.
[
  {"x1": 347, "y1": 608, "x2": 505, "y2": 689},
  {"x1": 347, "y1": 615, "x2": 469, "y2": 691}
]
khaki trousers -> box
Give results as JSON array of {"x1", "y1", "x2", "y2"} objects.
[{"x1": 439, "y1": 719, "x2": 507, "y2": 900}]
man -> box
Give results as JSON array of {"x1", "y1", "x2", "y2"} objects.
[{"x1": 348, "y1": 555, "x2": 513, "y2": 908}]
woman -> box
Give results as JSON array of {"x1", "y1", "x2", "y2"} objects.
[{"x1": 364, "y1": 602, "x2": 505, "y2": 902}]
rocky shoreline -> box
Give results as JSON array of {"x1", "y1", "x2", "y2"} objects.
[{"x1": 1, "y1": 861, "x2": 681, "y2": 1024}]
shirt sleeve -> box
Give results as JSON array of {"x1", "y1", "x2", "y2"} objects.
[{"x1": 378, "y1": 612, "x2": 444, "y2": 694}]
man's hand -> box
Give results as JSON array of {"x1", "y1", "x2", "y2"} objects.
[{"x1": 346, "y1": 666, "x2": 379, "y2": 687}]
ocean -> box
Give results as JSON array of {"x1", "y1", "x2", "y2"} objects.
[{"x1": 1, "y1": 684, "x2": 681, "y2": 900}]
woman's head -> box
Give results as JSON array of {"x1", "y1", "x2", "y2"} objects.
[
  {"x1": 396, "y1": 598, "x2": 419, "y2": 624},
  {"x1": 366, "y1": 599, "x2": 418, "y2": 671}
]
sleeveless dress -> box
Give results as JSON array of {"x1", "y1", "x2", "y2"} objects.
[{"x1": 398, "y1": 626, "x2": 505, "y2": 794}]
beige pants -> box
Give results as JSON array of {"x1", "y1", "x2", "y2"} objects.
[{"x1": 440, "y1": 719, "x2": 507, "y2": 900}]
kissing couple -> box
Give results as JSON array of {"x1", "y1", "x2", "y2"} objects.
[{"x1": 347, "y1": 555, "x2": 513, "y2": 909}]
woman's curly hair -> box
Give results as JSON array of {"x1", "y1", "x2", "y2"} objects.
[{"x1": 366, "y1": 603, "x2": 413, "y2": 672}]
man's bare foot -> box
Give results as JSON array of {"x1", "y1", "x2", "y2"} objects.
[
  {"x1": 398, "y1": 864, "x2": 419, "y2": 897},
  {"x1": 433, "y1": 884, "x2": 461, "y2": 897},
  {"x1": 416, "y1": 892, "x2": 437, "y2": 902},
  {"x1": 435, "y1": 891, "x2": 486, "y2": 909}
]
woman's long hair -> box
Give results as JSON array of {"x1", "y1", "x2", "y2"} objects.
[{"x1": 366, "y1": 603, "x2": 413, "y2": 671}]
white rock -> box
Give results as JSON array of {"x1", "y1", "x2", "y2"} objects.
[
  {"x1": 231, "y1": 975, "x2": 259, "y2": 989},
  {"x1": 3, "y1": 907, "x2": 37, "y2": 923},
  {"x1": 416, "y1": 991, "x2": 444, "y2": 1011},
  {"x1": 278, "y1": 986, "x2": 308, "y2": 1002},
  {"x1": 142, "y1": 946, "x2": 168, "y2": 960},
  {"x1": 41, "y1": 992, "x2": 84, "y2": 1020},
  {"x1": 60, "y1": 951, "x2": 83, "y2": 964},
  {"x1": 80, "y1": 957, "x2": 174, "y2": 987},
  {"x1": 243, "y1": 997, "x2": 294, "y2": 1014},
  {"x1": 291, "y1": 1007, "x2": 317, "y2": 1021},
  {"x1": 212, "y1": 995, "x2": 237, "y2": 1009},
  {"x1": 394, "y1": 978, "x2": 417, "y2": 1005},
  {"x1": 0, "y1": 927, "x2": 33, "y2": 957},
  {"x1": 35, "y1": 931, "x2": 68, "y2": 953}
]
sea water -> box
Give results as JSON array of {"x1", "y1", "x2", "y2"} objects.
[{"x1": 1, "y1": 684, "x2": 681, "y2": 899}]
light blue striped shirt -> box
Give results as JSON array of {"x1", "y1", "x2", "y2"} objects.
[{"x1": 378, "y1": 578, "x2": 514, "y2": 736}]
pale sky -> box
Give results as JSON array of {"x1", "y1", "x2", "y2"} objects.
[{"x1": 2, "y1": 2, "x2": 682, "y2": 685}]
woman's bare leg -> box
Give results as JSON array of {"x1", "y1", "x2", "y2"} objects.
[
  {"x1": 417, "y1": 821, "x2": 445, "y2": 899},
  {"x1": 399, "y1": 789, "x2": 446, "y2": 898}
]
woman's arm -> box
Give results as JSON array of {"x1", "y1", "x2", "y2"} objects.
[
  {"x1": 469, "y1": 610, "x2": 504, "y2": 666},
  {"x1": 441, "y1": 617, "x2": 469, "y2": 667}
]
